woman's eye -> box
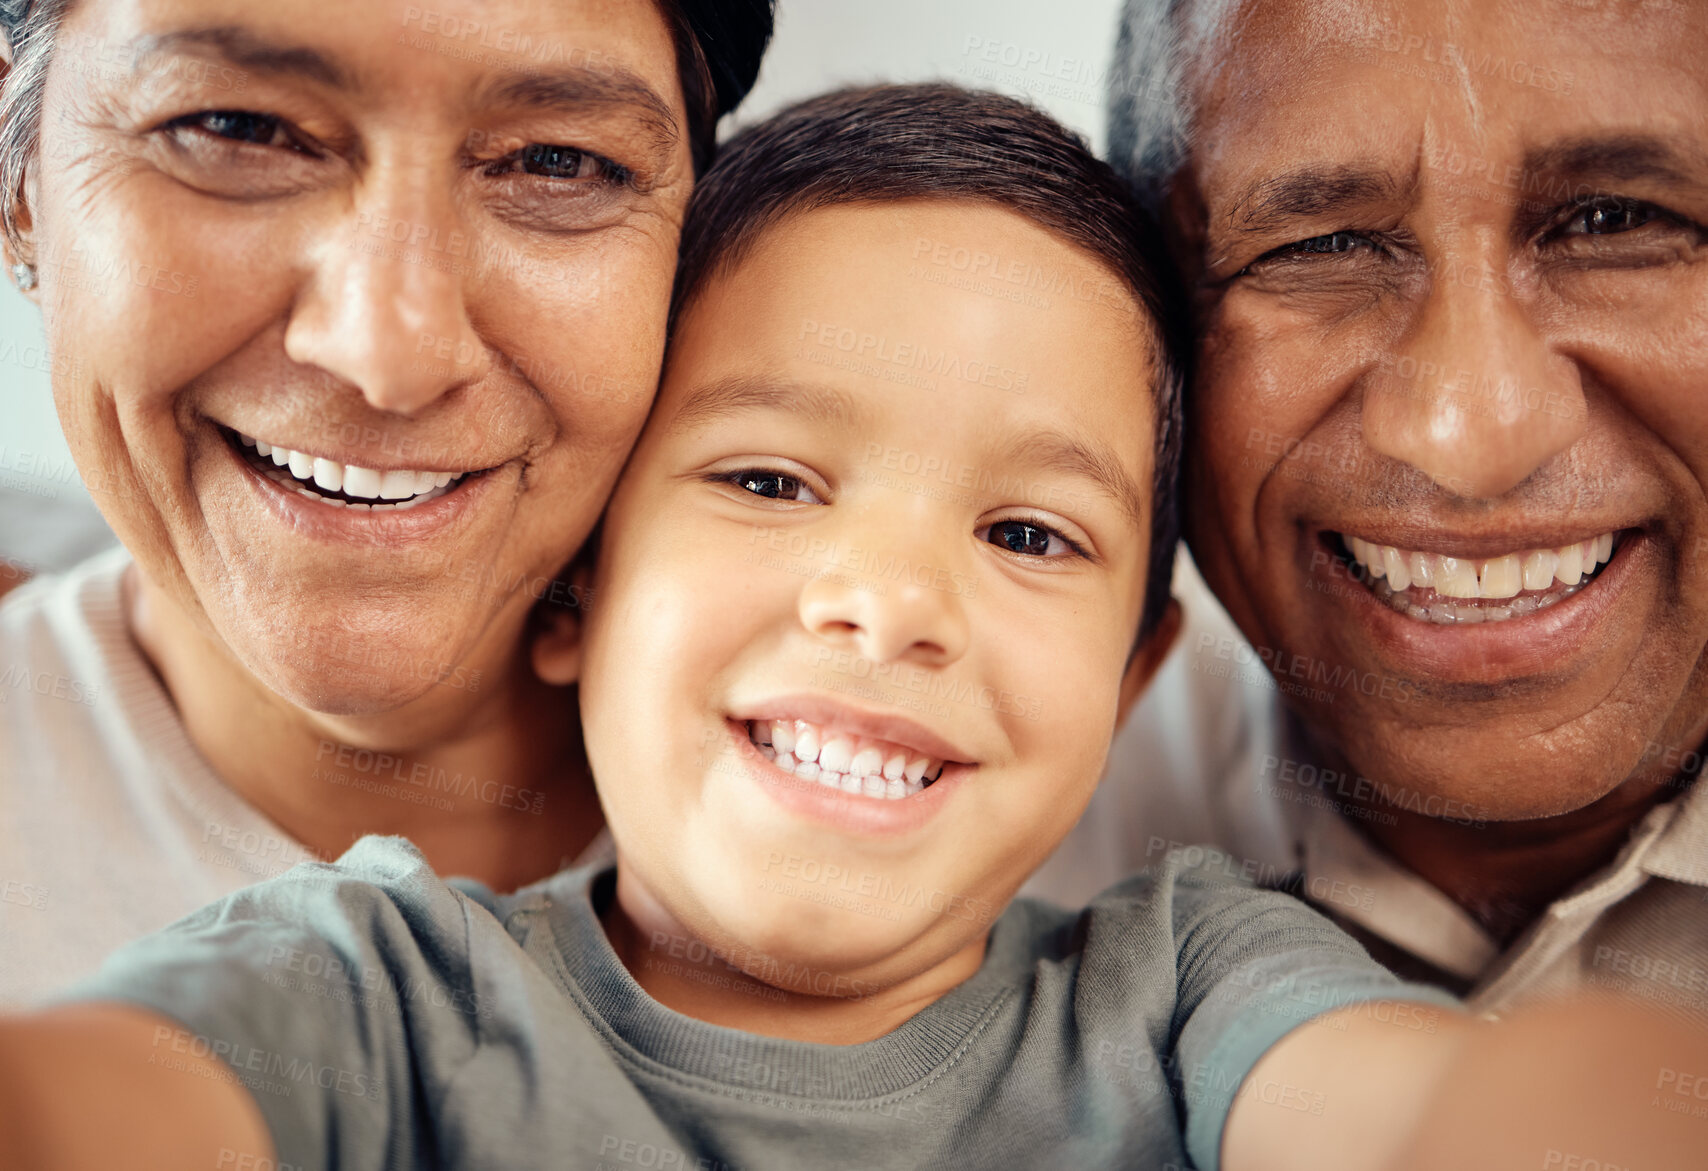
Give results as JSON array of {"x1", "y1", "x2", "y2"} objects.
[
  {"x1": 171, "y1": 110, "x2": 298, "y2": 151},
  {"x1": 727, "y1": 470, "x2": 821, "y2": 503},
  {"x1": 1558, "y1": 197, "x2": 1660, "y2": 237},
  {"x1": 980, "y1": 520, "x2": 1075, "y2": 558},
  {"x1": 488, "y1": 144, "x2": 631, "y2": 185}
]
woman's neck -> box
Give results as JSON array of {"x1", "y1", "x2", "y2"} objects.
[{"x1": 126, "y1": 566, "x2": 602, "y2": 893}]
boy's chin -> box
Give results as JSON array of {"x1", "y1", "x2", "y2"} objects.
[{"x1": 715, "y1": 887, "x2": 960, "y2": 987}]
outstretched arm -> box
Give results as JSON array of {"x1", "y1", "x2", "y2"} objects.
[
  {"x1": 1223, "y1": 997, "x2": 1708, "y2": 1171},
  {"x1": 0, "y1": 1003, "x2": 272, "y2": 1171}
]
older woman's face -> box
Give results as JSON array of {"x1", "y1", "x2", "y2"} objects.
[
  {"x1": 1184, "y1": 0, "x2": 1708, "y2": 819},
  {"x1": 23, "y1": 0, "x2": 690, "y2": 713}
]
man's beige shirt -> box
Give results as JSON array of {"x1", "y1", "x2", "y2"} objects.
[{"x1": 1030, "y1": 556, "x2": 1708, "y2": 1023}]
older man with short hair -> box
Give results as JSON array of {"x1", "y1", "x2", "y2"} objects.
[{"x1": 1094, "y1": 0, "x2": 1708, "y2": 1017}]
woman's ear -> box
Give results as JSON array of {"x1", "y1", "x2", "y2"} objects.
[{"x1": 530, "y1": 547, "x2": 599, "y2": 686}]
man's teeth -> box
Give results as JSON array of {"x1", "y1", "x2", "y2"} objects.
[
  {"x1": 746, "y1": 719, "x2": 942, "y2": 801},
  {"x1": 1342, "y1": 532, "x2": 1619, "y2": 625},
  {"x1": 237, "y1": 433, "x2": 461, "y2": 510},
  {"x1": 1345, "y1": 533, "x2": 1614, "y2": 598}
]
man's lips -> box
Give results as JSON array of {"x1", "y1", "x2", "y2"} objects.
[{"x1": 1329, "y1": 527, "x2": 1631, "y2": 625}]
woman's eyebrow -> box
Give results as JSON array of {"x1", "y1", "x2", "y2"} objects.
[
  {"x1": 128, "y1": 26, "x2": 350, "y2": 88},
  {"x1": 123, "y1": 25, "x2": 681, "y2": 150},
  {"x1": 479, "y1": 69, "x2": 681, "y2": 149}
]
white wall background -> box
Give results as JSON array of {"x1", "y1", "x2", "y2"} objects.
[{"x1": 0, "y1": 0, "x2": 1125, "y2": 565}]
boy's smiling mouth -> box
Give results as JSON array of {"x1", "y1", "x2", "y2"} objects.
[{"x1": 745, "y1": 718, "x2": 946, "y2": 800}]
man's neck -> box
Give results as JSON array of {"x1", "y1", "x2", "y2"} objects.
[
  {"x1": 126, "y1": 567, "x2": 602, "y2": 893},
  {"x1": 1316, "y1": 723, "x2": 1705, "y2": 945}
]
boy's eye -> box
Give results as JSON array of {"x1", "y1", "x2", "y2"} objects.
[
  {"x1": 980, "y1": 520, "x2": 1075, "y2": 558},
  {"x1": 726, "y1": 470, "x2": 821, "y2": 503}
]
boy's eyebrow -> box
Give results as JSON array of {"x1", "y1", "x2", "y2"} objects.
[
  {"x1": 666, "y1": 376, "x2": 868, "y2": 432},
  {"x1": 1002, "y1": 430, "x2": 1147, "y2": 530}
]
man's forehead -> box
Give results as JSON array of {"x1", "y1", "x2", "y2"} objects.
[{"x1": 1190, "y1": 0, "x2": 1708, "y2": 201}]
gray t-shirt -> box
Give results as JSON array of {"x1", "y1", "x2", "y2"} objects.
[{"x1": 68, "y1": 836, "x2": 1456, "y2": 1171}]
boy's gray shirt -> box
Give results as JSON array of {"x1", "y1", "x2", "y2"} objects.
[{"x1": 67, "y1": 836, "x2": 1456, "y2": 1171}]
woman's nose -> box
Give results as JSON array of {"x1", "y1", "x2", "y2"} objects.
[{"x1": 283, "y1": 163, "x2": 489, "y2": 415}]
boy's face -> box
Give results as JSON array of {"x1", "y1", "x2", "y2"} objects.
[{"x1": 581, "y1": 201, "x2": 1170, "y2": 994}]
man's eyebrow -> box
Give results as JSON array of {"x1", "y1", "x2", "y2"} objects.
[
  {"x1": 479, "y1": 68, "x2": 680, "y2": 145},
  {"x1": 129, "y1": 27, "x2": 349, "y2": 89},
  {"x1": 1001, "y1": 429, "x2": 1147, "y2": 531},
  {"x1": 1522, "y1": 135, "x2": 1704, "y2": 188},
  {"x1": 1224, "y1": 165, "x2": 1399, "y2": 233},
  {"x1": 667, "y1": 376, "x2": 866, "y2": 433}
]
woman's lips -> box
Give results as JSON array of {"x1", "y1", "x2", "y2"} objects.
[{"x1": 219, "y1": 422, "x2": 502, "y2": 545}]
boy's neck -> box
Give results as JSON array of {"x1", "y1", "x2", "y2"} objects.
[
  {"x1": 602, "y1": 872, "x2": 991, "y2": 1045},
  {"x1": 127, "y1": 565, "x2": 605, "y2": 893}
]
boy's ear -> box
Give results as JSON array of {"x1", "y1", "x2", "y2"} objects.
[
  {"x1": 530, "y1": 560, "x2": 597, "y2": 687},
  {"x1": 1115, "y1": 598, "x2": 1182, "y2": 726}
]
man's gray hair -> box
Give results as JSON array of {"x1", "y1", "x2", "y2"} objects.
[{"x1": 1106, "y1": 0, "x2": 1241, "y2": 222}]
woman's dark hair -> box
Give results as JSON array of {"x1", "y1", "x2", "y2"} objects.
[
  {"x1": 670, "y1": 83, "x2": 1186, "y2": 644},
  {"x1": 0, "y1": 0, "x2": 773, "y2": 252}
]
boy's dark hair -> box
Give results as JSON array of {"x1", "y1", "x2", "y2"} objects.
[{"x1": 670, "y1": 83, "x2": 1185, "y2": 643}]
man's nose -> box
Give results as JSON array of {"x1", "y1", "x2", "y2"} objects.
[
  {"x1": 1360, "y1": 263, "x2": 1585, "y2": 499},
  {"x1": 283, "y1": 165, "x2": 489, "y2": 415}
]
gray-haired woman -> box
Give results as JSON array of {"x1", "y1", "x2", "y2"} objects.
[{"x1": 0, "y1": 0, "x2": 770, "y2": 1004}]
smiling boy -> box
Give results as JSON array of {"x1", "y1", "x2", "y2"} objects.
[{"x1": 0, "y1": 84, "x2": 1702, "y2": 1171}]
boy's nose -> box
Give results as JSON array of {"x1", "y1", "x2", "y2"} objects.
[{"x1": 797, "y1": 570, "x2": 970, "y2": 667}]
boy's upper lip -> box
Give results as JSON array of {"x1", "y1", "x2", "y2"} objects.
[{"x1": 729, "y1": 693, "x2": 976, "y2": 764}]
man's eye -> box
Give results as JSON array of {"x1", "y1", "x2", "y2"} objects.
[
  {"x1": 980, "y1": 520, "x2": 1075, "y2": 558},
  {"x1": 1291, "y1": 231, "x2": 1368, "y2": 254},
  {"x1": 1559, "y1": 197, "x2": 1660, "y2": 236},
  {"x1": 1237, "y1": 230, "x2": 1383, "y2": 277},
  {"x1": 726, "y1": 470, "x2": 821, "y2": 503}
]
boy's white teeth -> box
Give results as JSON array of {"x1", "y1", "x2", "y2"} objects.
[
  {"x1": 1341, "y1": 531, "x2": 1620, "y2": 625},
  {"x1": 235, "y1": 432, "x2": 461, "y2": 509},
  {"x1": 747, "y1": 719, "x2": 944, "y2": 800}
]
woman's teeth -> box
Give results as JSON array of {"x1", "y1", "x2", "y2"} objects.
[
  {"x1": 236, "y1": 432, "x2": 463, "y2": 511},
  {"x1": 746, "y1": 719, "x2": 942, "y2": 801},
  {"x1": 1342, "y1": 532, "x2": 1620, "y2": 625}
]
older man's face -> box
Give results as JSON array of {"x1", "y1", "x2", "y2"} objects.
[{"x1": 1182, "y1": 0, "x2": 1708, "y2": 820}]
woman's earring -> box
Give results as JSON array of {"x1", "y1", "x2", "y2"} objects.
[{"x1": 10, "y1": 262, "x2": 36, "y2": 292}]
